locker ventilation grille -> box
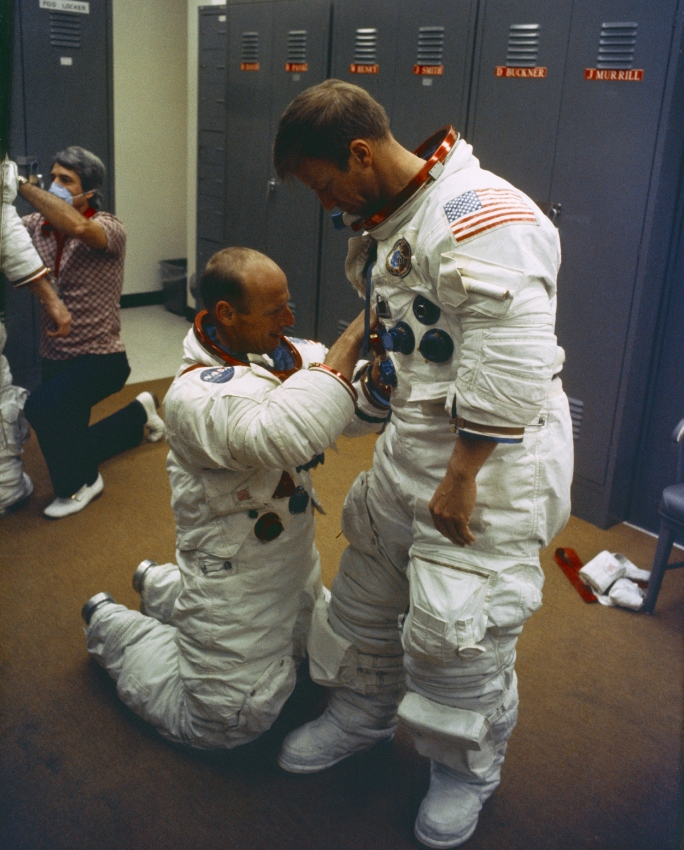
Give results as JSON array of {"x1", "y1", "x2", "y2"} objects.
[
  {"x1": 597, "y1": 22, "x2": 638, "y2": 69},
  {"x1": 416, "y1": 27, "x2": 445, "y2": 65},
  {"x1": 287, "y1": 30, "x2": 307, "y2": 64},
  {"x1": 241, "y1": 32, "x2": 259, "y2": 64},
  {"x1": 337, "y1": 319, "x2": 350, "y2": 337},
  {"x1": 506, "y1": 23, "x2": 540, "y2": 67},
  {"x1": 354, "y1": 28, "x2": 378, "y2": 64},
  {"x1": 568, "y1": 397, "x2": 584, "y2": 442},
  {"x1": 50, "y1": 12, "x2": 81, "y2": 49}
]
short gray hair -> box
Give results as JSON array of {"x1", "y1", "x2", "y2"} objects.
[{"x1": 53, "y1": 146, "x2": 106, "y2": 209}]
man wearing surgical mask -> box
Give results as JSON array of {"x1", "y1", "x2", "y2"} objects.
[{"x1": 16, "y1": 146, "x2": 165, "y2": 518}]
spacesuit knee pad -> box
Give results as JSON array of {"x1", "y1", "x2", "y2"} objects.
[{"x1": 307, "y1": 594, "x2": 405, "y2": 694}]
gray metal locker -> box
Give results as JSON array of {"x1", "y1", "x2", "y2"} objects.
[
  {"x1": 317, "y1": 0, "x2": 478, "y2": 346},
  {"x1": 203, "y1": 0, "x2": 330, "y2": 339},
  {"x1": 466, "y1": 0, "x2": 573, "y2": 202},
  {"x1": 4, "y1": 0, "x2": 114, "y2": 391},
  {"x1": 552, "y1": 0, "x2": 684, "y2": 527},
  {"x1": 468, "y1": 0, "x2": 684, "y2": 528},
  {"x1": 196, "y1": 6, "x2": 228, "y2": 283},
  {"x1": 264, "y1": 0, "x2": 331, "y2": 338}
]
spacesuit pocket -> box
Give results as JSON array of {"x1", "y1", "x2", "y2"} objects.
[
  {"x1": 340, "y1": 470, "x2": 380, "y2": 558},
  {"x1": 487, "y1": 561, "x2": 543, "y2": 632},
  {"x1": 240, "y1": 654, "x2": 296, "y2": 737},
  {"x1": 402, "y1": 553, "x2": 496, "y2": 665}
]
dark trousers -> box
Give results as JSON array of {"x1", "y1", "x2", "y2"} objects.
[{"x1": 24, "y1": 352, "x2": 147, "y2": 498}]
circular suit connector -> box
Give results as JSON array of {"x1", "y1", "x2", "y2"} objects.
[
  {"x1": 419, "y1": 329, "x2": 454, "y2": 363},
  {"x1": 381, "y1": 322, "x2": 415, "y2": 355}
]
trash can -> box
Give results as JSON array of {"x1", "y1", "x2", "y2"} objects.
[{"x1": 159, "y1": 258, "x2": 187, "y2": 316}]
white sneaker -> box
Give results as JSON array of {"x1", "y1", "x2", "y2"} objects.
[
  {"x1": 414, "y1": 761, "x2": 497, "y2": 849},
  {"x1": 136, "y1": 391, "x2": 165, "y2": 442},
  {"x1": 44, "y1": 473, "x2": 104, "y2": 518},
  {"x1": 277, "y1": 710, "x2": 392, "y2": 774}
]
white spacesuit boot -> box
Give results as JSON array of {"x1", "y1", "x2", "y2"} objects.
[
  {"x1": 132, "y1": 559, "x2": 182, "y2": 623},
  {"x1": 277, "y1": 686, "x2": 399, "y2": 773},
  {"x1": 414, "y1": 757, "x2": 503, "y2": 849}
]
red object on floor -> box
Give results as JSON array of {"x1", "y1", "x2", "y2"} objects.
[{"x1": 554, "y1": 547, "x2": 598, "y2": 603}]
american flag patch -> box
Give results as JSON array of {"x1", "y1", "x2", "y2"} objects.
[
  {"x1": 444, "y1": 189, "x2": 537, "y2": 243},
  {"x1": 236, "y1": 489, "x2": 251, "y2": 502}
]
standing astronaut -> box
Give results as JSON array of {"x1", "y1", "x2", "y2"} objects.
[
  {"x1": 273, "y1": 80, "x2": 574, "y2": 848},
  {"x1": 81, "y1": 247, "x2": 383, "y2": 749}
]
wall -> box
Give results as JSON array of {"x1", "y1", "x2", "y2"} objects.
[{"x1": 112, "y1": 0, "x2": 188, "y2": 295}]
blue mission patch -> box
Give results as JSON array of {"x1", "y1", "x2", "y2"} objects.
[{"x1": 200, "y1": 366, "x2": 235, "y2": 383}]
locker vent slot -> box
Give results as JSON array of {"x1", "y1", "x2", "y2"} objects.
[
  {"x1": 416, "y1": 26, "x2": 445, "y2": 65},
  {"x1": 337, "y1": 319, "x2": 350, "y2": 337},
  {"x1": 568, "y1": 397, "x2": 583, "y2": 442},
  {"x1": 597, "y1": 22, "x2": 638, "y2": 69},
  {"x1": 241, "y1": 32, "x2": 259, "y2": 64},
  {"x1": 50, "y1": 12, "x2": 81, "y2": 49},
  {"x1": 354, "y1": 28, "x2": 378, "y2": 64},
  {"x1": 287, "y1": 30, "x2": 308, "y2": 64},
  {"x1": 506, "y1": 23, "x2": 540, "y2": 67}
]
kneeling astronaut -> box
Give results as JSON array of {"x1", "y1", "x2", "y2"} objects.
[{"x1": 81, "y1": 246, "x2": 384, "y2": 749}]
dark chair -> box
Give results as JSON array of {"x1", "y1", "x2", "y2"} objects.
[{"x1": 643, "y1": 417, "x2": 684, "y2": 614}]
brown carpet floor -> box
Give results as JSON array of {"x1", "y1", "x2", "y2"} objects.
[{"x1": 0, "y1": 378, "x2": 682, "y2": 850}]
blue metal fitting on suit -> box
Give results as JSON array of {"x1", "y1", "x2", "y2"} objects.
[
  {"x1": 419, "y1": 329, "x2": 454, "y2": 363},
  {"x1": 381, "y1": 321, "x2": 416, "y2": 355},
  {"x1": 331, "y1": 212, "x2": 346, "y2": 230},
  {"x1": 289, "y1": 486, "x2": 310, "y2": 515},
  {"x1": 379, "y1": 357, "x2": 398, "y2": 387}
]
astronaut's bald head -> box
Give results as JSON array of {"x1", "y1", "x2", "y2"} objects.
[
  {"x1": 200, "y1": 247, "x2": 283, "y2": 315},
  {"x1": 201, "y1": 247, "x2": 294, "y2": 355}
]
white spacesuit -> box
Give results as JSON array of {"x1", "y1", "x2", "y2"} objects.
[
  {"x1": 84, "y1": 313, "x2": 379, "y2": 749},
  {"x1": 0, "y1": 159, "x2": 49, "y2": 515},
  {"x1": 279, "y1": 136, "x2": 574, "y2": 847}
]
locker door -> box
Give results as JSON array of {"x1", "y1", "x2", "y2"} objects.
[
  {"x1": 317, "y1": 0, "x2": 400, "y2": 345},
  {"x1": 467, "y1": 0, "x2": 574, "y2": 203},
  {"x1": 17, "y1": 0, "x2": 114, "y2": 209},
  {"x1": 550, "y1": 1, "x2": 679, "y2": 511},
  {"x1": 265, "y1": 0, "x2": 331, "y2": 339},
  {"x1": 391, "y1": 0, "x2": 478, "y2": 152},
  {"x1": 197, "y1": 7, "x2": 228, "y2": 277},
  {"x1": 3, "y1": 2, "x2": 41, "y2": 392},
  {"x1": 224, "y1": 1, "x2": 274, "y2": 252}
]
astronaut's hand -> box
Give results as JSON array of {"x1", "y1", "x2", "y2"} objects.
[
  {"x1": 324, "y1": 308, "x2": 377, "y2": 379},
  {"x1": 429, "y1": 468, "x2": 477, "y2": 547},
  {"x1": 430, "y1": 436, "x2": 497, "y2": 546}
]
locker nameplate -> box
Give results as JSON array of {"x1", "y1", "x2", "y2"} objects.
[
  {"x1": 414, "y1": 65, "x2": 444, "y2": 76},
  {"x1": 240, "y1": 62, "x2": 260, "y2": 72},
  {"x1": 350, "y1": 64, "x2": 379, "y2": 74},
  {"x1": 285, "y1": 63, "x2": 308, "y2": 73},
  {"x1": 585, "y1": 68, "x2": 643, "y2": 81},
  {"x1": 40, "y1": 0, "x2": 89, "y2": 12},
  {"x1": 495, "y1": 66, "x2": 546, "y2": 78}
]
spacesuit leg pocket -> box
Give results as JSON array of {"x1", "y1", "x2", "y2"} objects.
[
  {"x1": 401, "y1": 552, "x2": 496, "y2": 665},
  {"x1": 240, "y1": 654, "x2": 297, "y2": 737}
]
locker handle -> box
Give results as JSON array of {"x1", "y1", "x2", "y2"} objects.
[
  {"x1": 266, "y1": 177, "x2": 280, "y2": 200},
  {"x1": 548, "y1": 203, "x2": 562, "y2": 226},
  {"x1": 535, "y1": 201, "x2": 562, "y2": 227}
]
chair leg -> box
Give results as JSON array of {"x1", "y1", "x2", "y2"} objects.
[{"x1": 642, "y1": 521, "x2": 677, "y2": 614}]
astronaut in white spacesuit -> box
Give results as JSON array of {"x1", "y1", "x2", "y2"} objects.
[
  {"x1": 81, "y1": 246, "x2": 384, "y2": 750},
  {"x1": 0, "y1": 159, "x2": 71, "y2": 516},
  {"x1": 273, "y1": 80, "x2": 574, "y2": 848}
]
